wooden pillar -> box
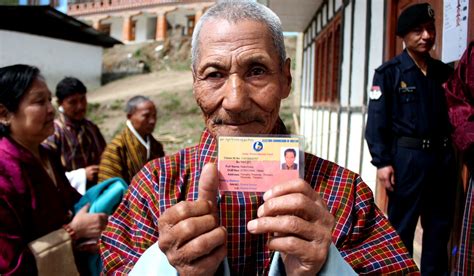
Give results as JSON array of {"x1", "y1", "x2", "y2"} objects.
[
  {"x1": 122, "y1": 15, "x2": 132, "y2": 42},
  {"x1": 155, "y1": 13, "x2": 167, "y2": 41}
]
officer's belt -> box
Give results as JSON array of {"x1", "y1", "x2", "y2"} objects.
[{"x1": 397, "y1": 136, "x2": 450, "y2": 150}]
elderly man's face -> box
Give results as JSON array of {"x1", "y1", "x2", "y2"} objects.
[
  {"x1": 192, "y1": 20, "x2": 292, "y2": 137},
  {"x1": 127, "y1": 100, "x2": 157, "y2": 138}
]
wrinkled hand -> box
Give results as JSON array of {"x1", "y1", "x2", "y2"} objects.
[
  {"x1": 377, "y1": 165, "x2": 395, "y2": 192},
  {"x1": 247, "y1": 179, "x2": 335, "y2": 275},
  {"x1": 69, "y1": 204, "x2": 108, "y2": 240},
  {"x1": 158, "y1": 163, "x2": 227, "y2": 275},
  {"x1": 85, "y1": 165, "x2": 99, "y2": 182}
]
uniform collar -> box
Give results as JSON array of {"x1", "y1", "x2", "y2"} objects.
[{"x1": 399, "y1": 49, "x2": 433, "y2": 73}]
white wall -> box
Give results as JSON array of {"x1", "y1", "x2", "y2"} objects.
[
  {"x1": 298, "y1": 0, "x2": 386, "y2": 193},
  {"x1": 135, "y1": 15, "x2": 148, "y2": 42},
  {"x1": 147, "y1": 17, "x2": 157, "y2": 40},
  {"x1": 167, "y1": 9, "x2": 194, "y2": 35},
  {"x1": 349, "y1": 0, "x2": 367, "y2": 107},
  {"x1": 339, "y1": 2, "x2": 352, "y2": 107},
  {"x1": 0, "y1": 30, "x2": 103, "y2": 90}
]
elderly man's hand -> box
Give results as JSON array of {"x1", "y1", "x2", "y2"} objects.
[
  {"x1": 247, "y1": 179, "x2": 335, "y2": 275},
  {"x1": 158, "y1": 163, "x2": 227, "y2": 275}
]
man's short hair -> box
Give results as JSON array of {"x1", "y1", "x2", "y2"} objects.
[
  {"x1": 56, "y1": 77, "x2": 87, "y2": 102},
  {"x1": 125, "y1": 95, "x2": 153, "y2": 115},
  {"x1": 396, "y1": 3, "x2": 435, "y2": 37},
  {"x1": 191, "y1": 0, "x2": 286, "y2": 70},
  {"x1": 284, "y1": 148, "x2": 296, "y2": 157}
]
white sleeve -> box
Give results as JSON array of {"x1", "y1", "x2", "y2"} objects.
[
  {"x1": 65, "y1": 168, "x2": 87, "y2": 195},
  {"x1": 129, "y1": 242, "x2": 178, "y2": 276}
]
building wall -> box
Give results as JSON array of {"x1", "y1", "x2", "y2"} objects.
[
  {"x1": 300, "y1": 0, "x2": 385, "y2": 192},
  {"x1": 101, "y1": 17, "x2": 123, "y2": 42},
  {"x1": 135, "y1": 15, "x2": 149, "y2": 42},
  {"x1": 0, "y1": 30, "x2": 103, "y2": 90},
  {"x1": 166, "y1": 8, "x2": 195, "y2": 36}
]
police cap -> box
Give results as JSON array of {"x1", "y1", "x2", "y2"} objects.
[{"x1": 396, "y1": 3, "x2": 435, "y2": 37}]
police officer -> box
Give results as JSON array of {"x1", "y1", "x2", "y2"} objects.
[{"x1": 365, "y1": 3, "x2": 455, "y2": 274}]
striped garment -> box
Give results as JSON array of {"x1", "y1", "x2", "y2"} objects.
[
  {"x1": 98, "y1": 126, "x2": 165, "y2": 184},
  {"x1": 100, "y1": 122, "x2": 419, "y2": 275},
  {"x1": 444, "y1": 41, "x2": 474, "y2": 275},
  {"x1": 43, "y1": 113, "x2": 106, "y2": 171},
  {"x1": 457, "y1": 175, "x2": 474, "y2": 275}
]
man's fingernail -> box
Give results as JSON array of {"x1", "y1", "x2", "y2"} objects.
[{"x1": 247, "y1": 220, "x2": 257, "y2": 232}]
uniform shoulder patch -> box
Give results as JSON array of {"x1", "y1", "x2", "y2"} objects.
[{"x1": 369, "y1": 86, "x2": 382, "y2": 100}]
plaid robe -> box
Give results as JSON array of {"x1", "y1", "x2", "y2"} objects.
[
  {"x1": 98, "y1": 126, "x2": 164, "y2": 184},
  {"x1": 100, "y1": 121, "x2": 418, "y2": 275}
]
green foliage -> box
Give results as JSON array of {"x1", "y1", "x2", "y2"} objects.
[
  {"x1": 110, "y1": 99, "x2": 124, "y2": 111},
  {"x1": 0, "y1": 0, "x2": 19, "y2": 5},
  {"x1": 87, "y1": 102, "x2": 106, "y2": 125},
  {"x1": 87, "y1": 102, "x2": 101, "y2": 112},
  {"x1": 161, "y1": 92, "x2": 182, "y2": 112},
  {"x1": 133, "y1": 49, "x2": 142, "y2": 58}
]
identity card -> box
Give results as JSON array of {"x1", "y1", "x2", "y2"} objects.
[{"x1": 218, "y1": 136, "x2": 304, "y2": 192}]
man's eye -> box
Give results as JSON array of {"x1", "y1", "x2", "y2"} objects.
[
  {"x1": 35, "y1": 99, "x2": 46, "y2": 105},
  {"x1": 248, "y1": 67, "x2": 266, "y2": 77},
  {"x1": 207, "y1": 71, "x2": 224, "y2": 79}
]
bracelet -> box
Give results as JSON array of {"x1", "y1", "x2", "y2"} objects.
[{"x1": 62, "y1": 224, "x2": 77, "y2": 241}]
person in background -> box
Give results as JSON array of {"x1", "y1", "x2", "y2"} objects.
[
  {"x1": 43, "y1": 77, "x2": 106, "y2": 194},
  {"x1": 365, "y1": 3, "x2": 456, "y2": 274},
  {"x1": 100, "y1": 1, "x2": 418, "y2": 274},
  {"x1": 0, "y1": 64, "x2": 107, "y2": 274},
  {"x1": 98, "y1": 95, "x2": 164, "y2": 184},
  {"x1": 443, "y1": 41, "x2": 474, "y2": 275}
]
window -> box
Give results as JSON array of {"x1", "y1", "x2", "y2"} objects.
[{"x1": 313, "y1": 13, "x2": 341, "y2": 104}]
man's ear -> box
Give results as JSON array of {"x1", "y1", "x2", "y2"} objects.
[
  {"x1": 0, "y1": 104, "x2": 11, "y2": 124},
  {"x1": 126, "y1": 113, "x2": 132, "y2": 120},
  {"x1": 281, "y1": 58, "x2": 292, "y2": 99}
]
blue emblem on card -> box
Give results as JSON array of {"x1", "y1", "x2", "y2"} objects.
[{"x1": 253, "y1": 141, "x2": 263, "y2": 152}]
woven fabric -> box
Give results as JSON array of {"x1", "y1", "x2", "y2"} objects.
[
  {"x1": 98, "y1": 127, "x2": 164, "y2": 184},
  {"x1": 100, "y1": 124, "x2": 418, "y2": 275},
  {"x1": 43, "y1": 113, "x2": 106, "y2": 171}
]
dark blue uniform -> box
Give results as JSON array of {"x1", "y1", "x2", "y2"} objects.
[{"x1": 366, "y1": 50, "x2": 455, "y2": 274}]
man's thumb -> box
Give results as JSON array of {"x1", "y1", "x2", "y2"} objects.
[{"x1": 198, "y1": 163, "x2": 219, "y2": 208}]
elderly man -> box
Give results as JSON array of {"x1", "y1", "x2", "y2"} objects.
[
  {"x1": 44, "y1": 77, "x2": 106, "y2": 194},
  {"x1": 100, "y1": 1, "x2": 418, "y2": 274},
  {"x1": 365, "y1": 3, "x2": 455, "y2": 274},
  {"x1": 98, "y1": 95, "x2": 165, "y2": 184}
]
